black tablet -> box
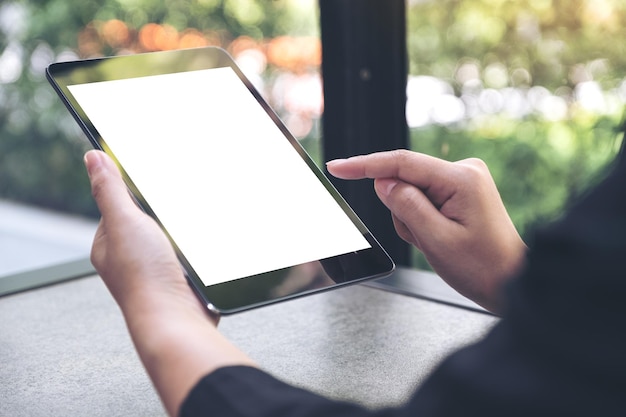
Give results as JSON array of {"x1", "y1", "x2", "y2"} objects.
[{"x1": 46, "y1": 47, "x2": 394, "y2": 314}]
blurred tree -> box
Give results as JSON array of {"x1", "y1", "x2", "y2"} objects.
[
  {"x1": 407, "y1": 0, "x2": 626, "y2": 240},
  {"x1": 0, "y1": 0, "x2": 318, "y2": 217},
  {"x1": 408, "y1": 0, "x2": 626, "y2": 91},
  {"x1": 2, "y1": 0, "x2": 625, "y2": 236}
]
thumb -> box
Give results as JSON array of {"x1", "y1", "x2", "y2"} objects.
[
  {"x1": 84, "y1": 150, "x2": 138, "y2": 221},
  {"x1": 373, "y1": 178, "x2": 452, "y2": 247}
]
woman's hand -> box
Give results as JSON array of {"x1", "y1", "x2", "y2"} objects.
[
  {"x1": 86, "y1": 150, "x2": 202, "y2": 318},
  {"x1": 84, "y1": 150, "x2": 255, "y2": 416},
  {"x1": 327, "y1": 150, "x2": 527, "y2": 313}
]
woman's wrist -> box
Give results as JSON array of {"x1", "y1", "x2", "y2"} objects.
[
  {"x1": 480, "y1": 237, "x2": 528, "y2": 314},
  {"x1": 120, "y1": 282, "x2": 255, "y2": 416}
]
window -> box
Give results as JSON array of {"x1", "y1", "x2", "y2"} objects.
[
  {"x1": 4, "y1": 0, "x2": 623, "y2": 296},
  {"x1": 320, "y1": 0, "x2": 625, "y2": 271},
  {"x1": 405, "y1": 0, "x2": 625, "y2": 268},
  {"x1": 0, "y1": 0, "x2": 321, "y2": 295}
]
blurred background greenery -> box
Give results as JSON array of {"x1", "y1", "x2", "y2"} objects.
[
  {"x1": 1, "y1": 0, "x2": 626, "y2": 263},
  {"x1": 407, "y1": 0, "x2": 626, "y2": 235},
  {"x1": 0, "y1": 0, "x2": 321, "y2": 217}
]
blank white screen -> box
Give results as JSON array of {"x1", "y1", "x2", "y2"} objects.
[{"x1": 69, "y1": 67, "x2": 370, "y2": 286}]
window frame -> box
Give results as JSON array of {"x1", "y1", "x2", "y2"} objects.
[{"x1": 320, "y1": 0, "x2": 410, "y2": 266}]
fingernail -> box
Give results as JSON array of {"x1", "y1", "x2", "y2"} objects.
[
  {"x1": 84, "y1": 150, "x2": 102, "y2": 178},
  {"x1": 325, "y1": 159, "x2": 347, "y2": 168}
]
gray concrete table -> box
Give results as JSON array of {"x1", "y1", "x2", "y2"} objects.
[{"x1": 0, "y1": 275, "x2": 497, "y2": 416}]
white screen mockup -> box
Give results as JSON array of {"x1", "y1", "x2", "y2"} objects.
[{"x1": 68, "y1": 67, "x2": 371, "y2": 287}]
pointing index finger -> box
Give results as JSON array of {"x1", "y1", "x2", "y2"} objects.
[{"x1": 326, "y1": 149, "x2": 450, "y2": 190}]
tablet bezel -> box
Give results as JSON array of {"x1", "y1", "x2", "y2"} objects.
[{"x1": 46, "y1": 47, "x2": 395, "y2": 314}]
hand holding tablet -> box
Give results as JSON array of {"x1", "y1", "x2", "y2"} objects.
[{"x1": 47, "y1": 47, "x2": 394, "y2": 314}]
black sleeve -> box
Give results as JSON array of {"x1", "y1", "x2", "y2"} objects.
[
  {"x1": 180, "y1": 365, "x2": 399, "y2": 417},
  {"x1": 182, "y1": 150, "x2": 626, "y2": 417}
]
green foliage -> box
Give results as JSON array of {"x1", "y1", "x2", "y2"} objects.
[
  {"x1": 0, "y1": 1, "x2": 96, "y2": 214},
  {"x1": 2, "y1": 0, "x2": 626, "y2": 237},
  {"x1": 0, "y1": 0, "x2": 318, "y2": 218},
  {"x1": 409, "y1": 113, "x2": 623, "y2": 270},
  {"x1": 407, "y1": 0, "x2": 626, "y2": 242},
  {"x1": 408, "y1": 0, "x2": 626, "y2": 90},
  {"x1": 411, "y1": 114, "x2": 623, "y2": 237}
]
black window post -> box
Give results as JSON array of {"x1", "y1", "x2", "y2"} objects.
[{"x1": 319, "y1": 0, "x2": 410, "y2": 266}]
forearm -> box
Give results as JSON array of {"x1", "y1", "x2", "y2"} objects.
[
  {"x1": 85, "y1": 150, "x2": 257, "y2": 416},
  {"x1": 121, "y1": 293, "x2": 256, "y2": 417}
]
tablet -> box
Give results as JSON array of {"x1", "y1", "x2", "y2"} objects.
[{"x1": 46, "y1": 47, "x2": 394, "y2": 314}]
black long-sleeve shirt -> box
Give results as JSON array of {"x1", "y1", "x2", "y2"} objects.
[{"x1": 182, "y1": 148, "x2": 626, "y2": 417}]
